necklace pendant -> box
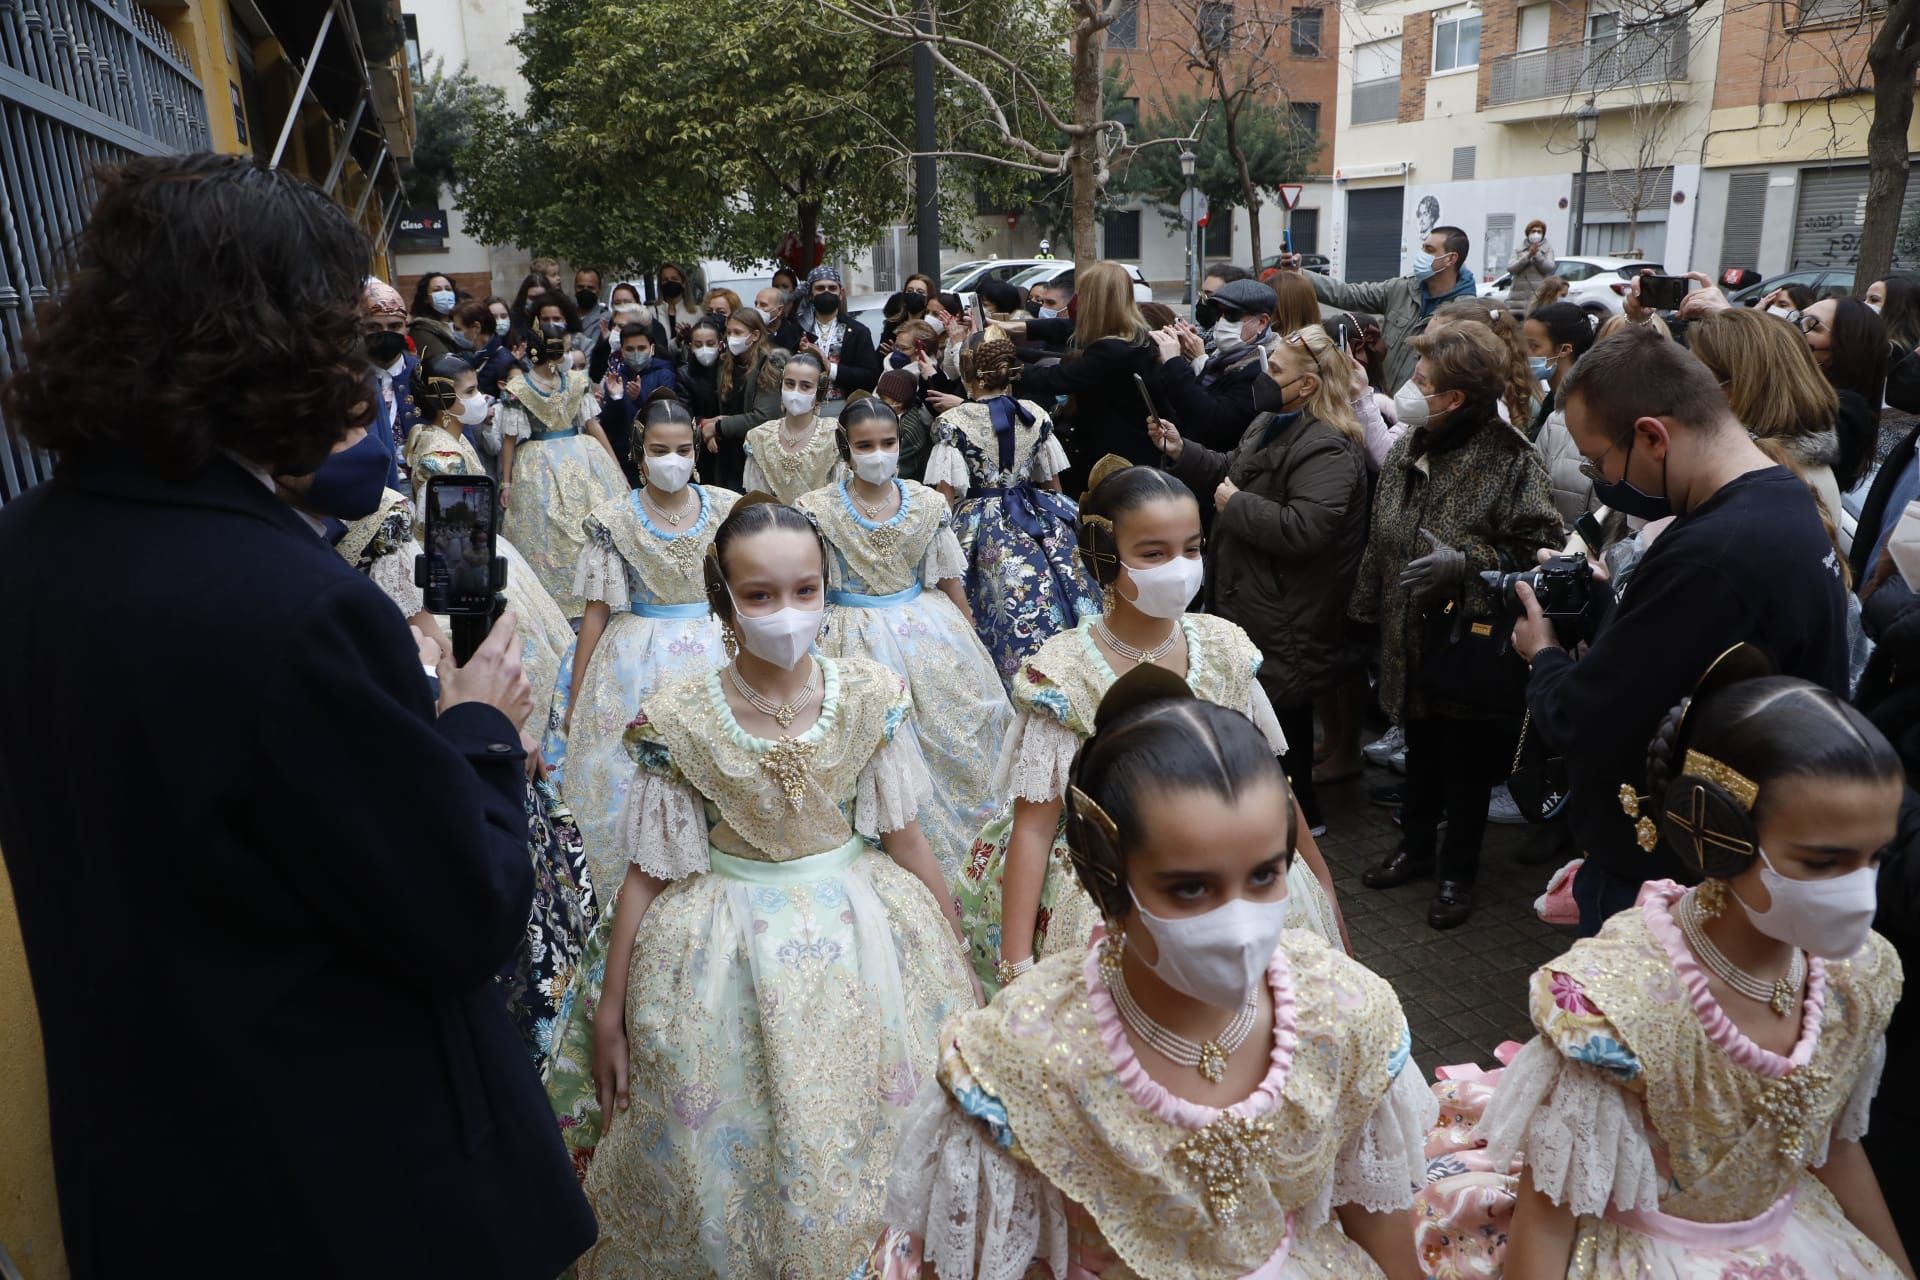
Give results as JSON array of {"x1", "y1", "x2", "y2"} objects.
[
  {"x1": 774, "y1": 705, "x2": 797, "y2": 729},
  {"x1": 1770, "y1": 978, "x2": 1795, "y2": 1018},
  {"x1": 1198, "y1": 1040, "x2": 1227, "y2": 1083}
]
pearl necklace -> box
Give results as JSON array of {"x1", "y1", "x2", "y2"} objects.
[
  {"x1": 641, "y1": 486, "x2": 696, "y2": 527},
  {"x1": 1678, "y1": 887, "x2": 1804, "y2": 1018},
  {"x1": 1100, "y1": 936, "x2": 1257, "y2": 1083},
  {"x1": 1095, "y1": 617, "x2": 1180, "y2": 667},
  {"x1": 778, "y1": 414, "x2": 822, "y2": 453},
  {"x1": 853, "y1": 481, "x2": 898, "y2": 523},
  {"x1": 728, "y1": 661, "x2": 817, "y2": 730}
]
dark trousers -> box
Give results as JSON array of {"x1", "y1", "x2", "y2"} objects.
[
  {"x1": 1572, "y1": 858, "x2": 1646, "y2": 937},
  {"x1": 1402, "y1": 714, "x2": 1512, "y2": 885},
  {"x1": 1275, "y1": 700, "x2": 1320, "y2": 828}
]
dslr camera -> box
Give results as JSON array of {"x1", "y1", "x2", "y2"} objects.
[{"x1": 1481, "y1": 554, "x2": 1595, "y2": 647}]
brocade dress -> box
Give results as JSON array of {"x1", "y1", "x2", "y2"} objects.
[
  {"x1": 796, "y1": 476, "x2": 1012, "y2": 894},
  {"x1": 742, "y1": 414, "x2": 842, "y2": 505},
  {"x1": 953, "y1": 614, "x2": 1340, "y2": 997},
  {"x1": 496, "y1": 368, "x2": 629, "y2": 617},
  {"x1": 569, "y1": 656, "x2": 976, "y2": 1279},
  {"x1": 924, "y1": 396, "x2": 1099, "y2": 687},
  {"x1": 865, "y1": 930, "x2": 1437, "y2": 1279}
]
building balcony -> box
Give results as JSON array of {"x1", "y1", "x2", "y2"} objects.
[
  {"x1": 1486, "y1": 18, "x2": 1689, "y2": 109},
  {"x1": 1350, "y1": 76, "x2": 1399, "y2": 125}
]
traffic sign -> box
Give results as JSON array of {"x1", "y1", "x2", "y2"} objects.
[
  {"x1": 1179, "y1": 189, "x2": 1208, "y2": 223},
  {"x1": 1278, "y1": 184, "x2": 1304, "y2": 210}
]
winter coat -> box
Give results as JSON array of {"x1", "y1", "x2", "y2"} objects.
[
  {"x1": 1307, "y1": 269, "x2": 1480, "y2": 394},
  {"x1": 1531, "y1": 394, "x2": 1593, "y2": 532},
  {"x1": 1149, "y1": 338, "x2": 1274, "y2": 451},
  {"x1": 1171, "y1": 408, "x2": 1371, "y2": 709},
  {"x1": 408, "y1": 315, "x2": 463, "y2": 366},
  {"x1": 1013, "y1": 334, "x2": 1162, "y2": 490},
  {"x1": 1767, "y1": 427, "x2": 1848, "y2": 557},
  {"x1": 1506, "y1": 238, "x2": 1557, "y2": 311},
  {"x1": 1351, "y1": 400, "x2": 1563, "y2": 721}
]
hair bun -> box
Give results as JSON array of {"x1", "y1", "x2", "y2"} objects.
[
  {"x1": 1092, "y1": 665, "x2": 1192, "y2": 732},
  {"x1": 1085, "y1": 454, "x2": 1134, "y2": 496},
  {"x1": 734, "y1": 491, "x2": 780, "y2": 510}
]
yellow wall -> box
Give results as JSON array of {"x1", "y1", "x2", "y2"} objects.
[
  {"x1": 1703, "y1": 95, "x2": 1920, "y2": 168},
  {"x1": 0, "y1": 859, "x2": 66, "y2": 1280},
  {"x1": 154, "y1": 0, "x2": 248, "y2": 157}
]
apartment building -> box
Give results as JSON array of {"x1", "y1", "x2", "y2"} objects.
[{"x1": 1328, "y1": 0, "x2": 1720, "y2": 282}]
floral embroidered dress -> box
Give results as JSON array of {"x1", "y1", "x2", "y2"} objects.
[
  {"x1": 497, "y1": 368, "x2": 628, "y2": 616},
  {"x1": 333, "y1": 486, "x2": 424, "y2": 618},
  {"x1": 925, "y1": 396, "x2": 1099, "y2": 687},
  {"x1": 742, "y1": 415, "x2": 842, "y2": 505},
  {"x1": 864, "y1": 930, "x2": 1437, "y2": 1279},
  {"x1": 954, "y1": 614, "x2": 1337, "y2": 997},
  {"x1": 567, "y1": 656, "x2": 976, "y2": 1279},
  {"x1": 405, "y1": 421, "x2": 576, "y2": 738},
  {"x1": 1456, "y1": 879, "x2": 1904, "y2": 1279},
  {"x1": 796, "y1": 476, "x2": 1012, "y2": 894},
  {"x1": 545, "y1": 484, "x2": 738, "y2": 889}
]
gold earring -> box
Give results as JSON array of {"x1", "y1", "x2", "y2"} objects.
[
  {"x1": 1102, "y1": 581, "x2": 1118, "y2": 613},
  {"x1": 1696, "y1": 877, "x2": 1730, "y2": 918},
  {"x1": 719, "y1": 620, "x2": 738, "y2": 660}
]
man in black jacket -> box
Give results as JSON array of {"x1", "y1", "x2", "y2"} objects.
[
  {"x1": 1511, "y1": 326, "x2": 1848, "y2": 936},
  {"x1": 0, "y1": 154, "x2": 594, "y2": 1278},
  {"x1": 1147, "y1": 277, "x2": 1280, "y2": 449}
]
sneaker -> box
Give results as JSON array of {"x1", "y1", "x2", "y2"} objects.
[
  {"x1": 1388, "y1": 744, "x2": 1407, "y2": 774},
  {"x1": 1308, "y1": 821, "x2": 1329, "y2": 838},
  {"x1": 1369, "y1": 783, "x2": 1405, "y2": 808},
  {"x1": 1362, "y1": 725, "x2": 1404, "y2": 768},
  {"x1": 1487, "y1": 783, "x2": 1526, "y2": 825}
]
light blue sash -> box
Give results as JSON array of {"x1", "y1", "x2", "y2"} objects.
[
  {"x1": 827, "y1": 582, "x2": 923, "y2": 608},
  {"x1": 706, "y1": 834, "x2": 864, "y2": 885},
  {"x1": 628, "y1": 600, "x2": 711, "y2": 619}
]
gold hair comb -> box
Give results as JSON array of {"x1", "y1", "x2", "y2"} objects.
[{"x1": 1683, "y1": 750, "x2": 1758, "y2": 811}]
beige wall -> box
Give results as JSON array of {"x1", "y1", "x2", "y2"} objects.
[{"x1": 0, "y1": 861, "x2": 65, "y2": 1280}]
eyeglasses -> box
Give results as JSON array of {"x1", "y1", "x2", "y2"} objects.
[
  {"x1": 1577, "y1": 435, "x2": 1629, "y2": 484},
  {"x1": 1788, "y1": 310, "x2": 1826, "y2": 336}
]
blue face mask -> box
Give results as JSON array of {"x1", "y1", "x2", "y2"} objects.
[
  {"x1": 1412, "y1": 251, "x2": 1437, "y2": 281},
  {"x1": 1528, "y1": 355, "x2": 1555, "y2": 382},
  {"x1": 1589, "y1": 433, "x2": 1671, "y2": 521},
  {"x1": 304, "y1": 432, "x2": 391, "y2": 519},
  {"x1": 1037, "y1": 306, "x2": 1059, "y2": 320}
]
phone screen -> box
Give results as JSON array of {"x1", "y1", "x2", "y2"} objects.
[
  {"x1": 423, "y1": 475, "x2": 498, "y2": 615},
  {"x1": 1574, "y1": 510, "x2": 1605, "y2": 552},
  {"x1": 1640, "y1": 274, "x2": 1688, "y2": 310}
]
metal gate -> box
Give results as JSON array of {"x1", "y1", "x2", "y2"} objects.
[
  {"x1": 1718, "y1": 172, "x2": 1768, "y2": 275},
  {"x1": 0, "y1": 0, "x2": 208, "y2": 507},
  {"x1": 1345, "y1": 187, "x2": 1404, "y2": 282},
  {"x1": 1789, "y1": 164, "x2": 1920, "y2": 274}
]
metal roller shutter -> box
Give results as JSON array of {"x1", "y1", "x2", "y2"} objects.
[
  {"x1": 1346, "y1": 187, "x2": 1404, "y2": 281},
  {"x1": 1790, "y1": 164, "x2": 1920, "y2": 273},
  {"x1": 1718, "y1": 172, "x2": 1767, "y2": 275}
]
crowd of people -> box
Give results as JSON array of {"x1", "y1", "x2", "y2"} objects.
[{"x1": 1, "y1": 154, "x2": 1917, "y2": 1280}]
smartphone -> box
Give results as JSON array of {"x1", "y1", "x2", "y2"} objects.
[
  {"x1": 1133, "y1": 372, "x2": 1160, "y2": 423},
  {"x1": 1639, "y1": 274, "x2": 1688, "y2": 310},
  {"x1": 1333, "y1": 318, "x2": 1350, "y2": 351},
  {"x1": 1574, "y1": 510, "x2": 1605, "y2": 552},
  {"x1": 422, "y1": 474, "x2": 500, "y2": 617}
]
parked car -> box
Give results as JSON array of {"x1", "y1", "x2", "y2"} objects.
[
  {"x1": 1480, "y1": 254, "x2": 1667, "y2": 316},
  {"x1": 1007, "y1": 260, "x2": 1155, "y2": 304},
  {"x1": 846, "y1": 292, "x2": 892, "y2": 347},
  {"x1": 1258, "y1": 252, "x2": 1333, "y2": 279},
  {"x1": 697, "y1": 258, "x2": 781, "y2": 307},
  {"x1": 1727, "y1": 268, "x2": 1856, "y2": 307},
  {"x1": 938, "y1": 258, "x2": 1052, "y2": 294}
]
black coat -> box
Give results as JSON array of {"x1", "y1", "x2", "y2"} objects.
[
  {"x1": 1012, "y1": 334, "x2": 1161, "y2": 491},
  {"x1": 805, "y1": 315, "x2": 880, "y2": 396},
  {"x1": 1148, "y1": 343, "x2": 1270, "y2": 451},
  {"x1": 0, "y1": 458, "x2": 595, "y2": 1278},
  {"x1": 1852, "y1": 417, "x2": 1920, "y2": 583}
]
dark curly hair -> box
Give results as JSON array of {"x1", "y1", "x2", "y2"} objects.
[
  {"x1": 3, "y1": 153, "x2": 372, "y2": 478},
  {"x1": 409, "y1": 271, "x2": 457, "y2": 319}
]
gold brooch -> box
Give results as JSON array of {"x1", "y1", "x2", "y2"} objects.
[
  {"x1": 758, "y1": 737, "x2": 817, "y2": 811},
  {"x1": 1635, "y1": 816, "x2": 1660, "y2": 851},
  {"x1": 1757, "y1": 1064, "x2": 1832, "y2": 1162},
  {"x1": 1619, "y1": 784, "x2": 1643, "y2": 818},
  {"x1": 865, "y1": 522, "x2": 902, "y2": 554},
  {"x1": 1172, "y1": 1113, "x2": 1278, "y2": 1223}
]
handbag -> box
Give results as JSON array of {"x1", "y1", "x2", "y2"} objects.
[
  {"x1": 1417, "y1": 595, "x2": 1529, "y2": 712},
  {"x1": 1505, "y1": 711, "x2": 1569, "y2": 823}
]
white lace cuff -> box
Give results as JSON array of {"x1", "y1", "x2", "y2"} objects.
[
  {"x1": 856, "y1": 728, "x2": 934, "y2": 836},
  {"x1": 988, "y1": 712, "x2": 1077, "y2": 804},
  {"x1": 1245, "y1": 681, "x2": 1289, "y2": 756},
  {"x1": 619, "y1": 768, "x2": 710, "y2": 880},
  {"x1": 925, "y1": 442, "x2": 970, "y2": 495},
  {"x1": 575, "y1": 395, "x2": 600, "y2": 428},
  {"x1": 1825, "y1": 1034, "x2": 1886, "y2": 1151},
  {"x1": 369, "y1": 546, "x2": 424, "y2": 617},
  {"x1": 1030, "y1": 434, "x2": 1068, "y2": 482},
  {"x1": 1476, "y1": 1036, "x2": 1662, "y2": 1216},
  {"x1": 1312, "y1": 1061, "x2": 1438, "y2": 1220},
  {"x1": 882, "y1": 1076, "x2": 1070, "y2": 1280},
  {"x1": 497, "y1": 403, "x2": 532, "y2": 443},
  {"x1": 921, "y1": 525, "x2": 968, "y2": 585},
  {"x1": 573, "y1": 542, "x2": 630, "y2": 608}
]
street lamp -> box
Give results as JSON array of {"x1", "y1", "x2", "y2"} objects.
[
  {"x1": 1180, "y1": 147, "x2": 1198, "y2": 306},
  {"x1": 1571, "y1": 99, "x2": 1599, "y2": 256}
]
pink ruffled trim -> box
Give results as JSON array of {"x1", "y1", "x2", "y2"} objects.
[
  {"x1": 1083, "y1": 939, "x2": 1297, "y2": 1130},
  {"x1": 1636, "y1": 879, "x2": 1827, "y2": 1080}
]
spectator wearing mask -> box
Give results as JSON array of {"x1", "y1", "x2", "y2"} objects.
[
  {"x1": 1146, "y1": 278, "x2": 1281, "y2": 450},
  {"x1": 526, "y1": 289, "x2": 587, "y2": 374},
  {"x1": 363, "y1": 276, "x2": 416, "y2": 488},
  {"x1": 1353, "y1": 322, "x2": 1561, "y2": 930},
  {"x1": 469, "y1": 299, "x2": 520, "y2": 400},
  {"x1": 1797, "y1": 295, "x2": 1886, "y2": 496},
  {"x1": 1302, "y1": 226, "x2": 1480, "y2": 393},
  {"x1": 600, "y1": 322, "x2": 685, "y2": 488},
  {"x1": 572, "y1": 267, "x2": 609, "y2": 360},
  {"x1": 680, "y1": 316, "x2": 726, "y2": 422},
  {"x1": 702, "y1": 287, "x2": 741, "y2": 323},
  {"x1": 1027, "y1": 278, "x2": 1071, "y2": 322},
  {"x1": 772, "y1": 265, "x2": 801, "y2": 303},
  {"x1": 1430, "y1": 299, "x2": 1540, "y2": 430},
  {"x1": 508, "y1": 270, "x2": 550, "y2": 332},
  {"x1": 701, "y1": 308, "x2": 783, "y2": 491},
  {"x1": 880, "y1": 286, "x2": 933, "y2": 346},
  {"x1": 1511, "y1": 325, "x2": 1849, "y2": 936},
  {"x1": 655, "y1": 263, "x2": 702, "y2": 351},
  {"x1": 1866, "y1": 274, "x2": 1920, "y2": 354},
  {"x1": 977, "y1": 278, "x2": 1031, "y2": 323},
  {"x1": 1523, "y1": 301, "x2": 1600, "y2": 526},
  {"x1": 1506, "y1": 219, "x2": 1556, "y2": 313},
  {"x1": 589, "y1": 291, "x2": 654, "y2": 384},
  {"x1": 756, "y1": 284, "x2": 801, "y2": 350},
  {"x1": 408, "y1": 272, "x2": 465, "y2": 364},
  {"x1": 0, "y1": 150, "x2": 594, "y2": 1278},
  {"x1": 1152, "y1": 325, "x2": 1372, "y2": 836},
  {"x1": 796, "y1": 264, "x2": 879, "y2": 400},
  {"x1": 1005, "y1": 261, "x2": 1160, "y2": 486}
]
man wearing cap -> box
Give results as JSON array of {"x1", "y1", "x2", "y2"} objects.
[
  {"x1": 1146, "y1": 277, "x2": 1281, "y2": 449},
  {"x1": 795, "y1": 264, "x2": 880, "y2": 404}
]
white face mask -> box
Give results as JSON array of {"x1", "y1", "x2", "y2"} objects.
[
  {"x1": 644, "y1": 451, "x2": 696, "y2": 493},
  {"x1": 781, "y1": 388, "x2": 816, "y2": 418},
  {"x1": 1210, "y1": 316, "x2": 1245, "y2": 353},
  {"x1": 756, "y1": 306, "x2": 775, "y2": 325},
  {"x1": 925, "y1": 315, "x2": 946, "y2": 336},
  {"x1": 494, "y1": 316, "x2": 510, "y2": 336},
  {"x1": 691, "y1": 344, "x2": 720, "y2": 367},
  {"x1": 456, "y1": 392, "x2": 489, "y2": 426},
  {"x1": 1392, "y1": 380, "x2": 1436, "y2": 429},
  {"x1": 430, "y1": 289, "x2": 457, "y2": 315},
  {"x1": 726, "y1": 334, "x2": 752, "y2": 356},
  {"x1": 1118, "y1": 554, "x2": 1203, "y2": 619},
  {"x1": 727, "y1": 590, "x2": 823, "y2": 670},
  {"x1": 1866, "y1": 301, "x2": 1883, "y2": 314},
  {"x1": 1527, "y1": 231, "x2": 1544, "y2": 245},
  {"x1": 852, "y1": 449, "x2": 899, "y2": 484},
  {"x1": 1766, "y1": 304, "x2": 1794, "y2": 319},
  {"x1": 1130, "y1": 888, "x2": 1290, "y2": 1010},
  {"x1": 1735, "y1": 845, "x2": 1879, "y2": 960}
]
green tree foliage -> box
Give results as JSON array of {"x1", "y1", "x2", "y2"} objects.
[
  {"x1": 1114, "y1": 93, "x2": 1314, "y2": 243},
  {"x1": 402, "y1": 58, "x2": 507, "y2": 211}
]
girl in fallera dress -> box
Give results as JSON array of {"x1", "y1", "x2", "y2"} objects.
[
  {"x1": 743, "y1": 350, "x2": 842, "y2": 505},
  {"x1": 954, "y1": 460, "x2": 1347, "y2": 997},
  {"x1": 1462, "y1": 652, "x2": 1912, "y2": 1279},
  {"x1": 924, "y1": 335, "x2": 1099, "y2": 686},
  {"x1": 549, "y1": 396, "x2": 737, "y2": 889},
  {"x1": 797, "y1": 397, "x2": 1013, "y2": 893},
  {"x1": 573, "y1": 499, "x2": 977, "y2": 1278},
  {"x1": 869, "y1": 670, "x2": 1435, "y2": 1279},
  {"x1": 496, "y1": 320, "x2": 629, "y2": 616}
]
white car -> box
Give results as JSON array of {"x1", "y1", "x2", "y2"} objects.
[
  {"x1": 939, "y1": 258, "x2": 1053, "y2": 294},
  {"x1": 1008, "y1": 260, "x2": 1154, "y2": 304},
  {"x1": 1479, "y1": 255, "x2": 1668, "y2": 316}
]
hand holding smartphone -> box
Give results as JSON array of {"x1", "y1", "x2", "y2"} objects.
[{"x1": 418, "y1": 474, "x2": 506, "y2": 663}]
